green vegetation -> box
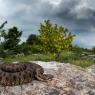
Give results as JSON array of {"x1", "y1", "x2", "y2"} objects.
[
  {"x1": 1, "y1": 54, "x2": 55, "y2": 62},
  {"x1": 2, "y1": 27, "x2": 22, "y2": 53},
  {"x1": 0, "y1": 20, "x2": 95, "y2": 68},
  {"x1": 92, "y1": 46, "x2": 95, "y2": 54},
  {"x1": 38, "y1": 20, "x2": 75, "y2": 55},
  {"x1": 1, "y1": 50, "x2": 95, "y2": 68}
]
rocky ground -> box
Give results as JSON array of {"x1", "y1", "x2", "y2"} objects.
[{"x1": 0, "y1": 61, "x2": 95, "y2": 95}]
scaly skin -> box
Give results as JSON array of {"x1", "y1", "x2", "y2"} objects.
[{"x1": 0, "y1": 62, "x2": 53, "y2": 86}]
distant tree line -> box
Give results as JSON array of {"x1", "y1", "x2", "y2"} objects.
[{"x1": 0, "y1": 20, "x2": 75, "y2": 58}]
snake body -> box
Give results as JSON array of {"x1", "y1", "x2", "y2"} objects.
[{"x1": 0, "y1": 62, "x2": 53, "y2": 86}]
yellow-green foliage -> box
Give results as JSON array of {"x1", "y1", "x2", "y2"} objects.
[{"x1": 38, "y1": 20, "x2": 75, "y2": 54}]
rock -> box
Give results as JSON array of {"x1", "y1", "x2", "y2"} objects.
[{"x1": 0, "y1": 61, "x2": 95, "y2": 95}]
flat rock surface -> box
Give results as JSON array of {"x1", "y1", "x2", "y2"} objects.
[{"x1": 0, "y1": 61, "x2": 95, "y2": 95}]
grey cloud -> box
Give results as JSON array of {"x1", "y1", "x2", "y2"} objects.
[
  {"x1": 0, "y1": 0, "x2": 95, "y2": 48},
  {"x1": 50, "y1": 0, "x2": 95, "y2": 31}
]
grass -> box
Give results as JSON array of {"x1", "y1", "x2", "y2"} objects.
[
  {"x1": 67, "y1": 59, "x2": 95, "y2": 68},
  {"x1": 1, "y1": 54, "x2": 55, "y2": 62},
  {"x1": 0, "y1": 51, "x2": 95, "y2": 68}
]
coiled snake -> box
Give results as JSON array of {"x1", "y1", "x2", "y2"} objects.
[{"x1": 0, "y1": 62, "x2": 53, "y2": 86}]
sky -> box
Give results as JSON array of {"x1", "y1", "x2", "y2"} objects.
[{"x1": 0, "y1": 0, "x2": 95, "y2": 48}]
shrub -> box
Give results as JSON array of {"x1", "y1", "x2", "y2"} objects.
[
  {"x1": 92, "y1": 46, "x2": 95, "y2": 53},
  {"x1": 38, "y1": 20, "x2": 75, "y2": 55}
]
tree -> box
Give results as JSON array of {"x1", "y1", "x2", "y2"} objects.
[
  {"x1": 19, "y1": 42, "x2": 31, "y2": 55},
  {"x1": 0, "y1": 21, "x2": 7, "y2": 57},
  {"x1": 26, "y1": 34, "x2": 40, "y2": 45},
  {"x1": 2, "y1": 26, "x2": 22, "y2": 54},
  {"x1": 0, "y1": 21, "x2": 7, "y2": 29},
  {"x1": 38, "y1": 20, "x2": 75, "y2": 55},
  {"x1": 26, "y1": 34, "x2": 43, "y2": 54},
  {"x1": 0, "y1": 21, "x2": 7, "y2": 43}
]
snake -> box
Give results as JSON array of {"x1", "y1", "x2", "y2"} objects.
[{"x1": 0, "y1": 62, "x2": 53, "y2": 86}]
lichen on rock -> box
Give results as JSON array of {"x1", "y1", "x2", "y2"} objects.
[{"x1": 0, "y1": 61, "x2": 95, "y2": 95}]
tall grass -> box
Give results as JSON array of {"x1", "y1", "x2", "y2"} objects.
[
  {"x1": 68, "y1": 59, "x2": 95, "y2": 68},
  {"x1": 0, "y1": 51, "x2": 95, "y2": 68},
  {"x1": 2, "y1": 54, "x2": 55, "y2": 62}
]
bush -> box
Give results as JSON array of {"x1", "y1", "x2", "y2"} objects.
[
  {"x1": 1, "y1": 50, "x2": 14, "y2": 58},
  {"x1": 31, "y1": 45, "x2": 43, "y2": 54},
  {"x1": 69, "y1": 60, "x2": 95, "y2": 68},
  {"x1": 92, "y1": 46, "x2": 95, "y2": 53},
  {"x1": 38, "y1": 20, "x2": 75, "y2": 54},
  {"x1": 56, "y1": 51, "x2": 76, "y2": 62},
  {"x1": 19, "y1": 43, "x2": 32, "y2": 55}
]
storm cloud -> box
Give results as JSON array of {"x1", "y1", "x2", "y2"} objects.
[{"x1": 0, "y1": 0, "x2": 95, "y2": 48}]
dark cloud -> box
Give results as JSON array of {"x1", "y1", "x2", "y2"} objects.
[
  {"x1": 51, "y1": 0, "x2": 95, "y2": 31},
  {"x1": 0, "y1": 0, "x2": 95, "y2": 48}
]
